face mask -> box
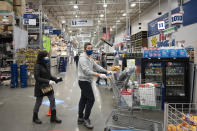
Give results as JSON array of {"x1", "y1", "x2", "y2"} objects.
[
  {"x1": 43, "y1": 57, "x2": 49, "y2": 63},
  {"x1": 86, "y1": 50, "x2": 93, "y2": 55}
]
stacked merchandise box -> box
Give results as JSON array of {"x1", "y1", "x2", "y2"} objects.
[
  {"x1": 11, "y1": 63, "x2": 18, "y2": 88},
  {"x1": 0, "y1": 0, "x2": 13, "y2": 13},
  {"x1": 20, "y1": 65, "x2": 27, "y2": 88},
  {"x1": 16, "y1": 48, "x2": 42, "y2": 86},
  {"x1": 13, "y1": 0, "x2": 26, "y2": 16}
]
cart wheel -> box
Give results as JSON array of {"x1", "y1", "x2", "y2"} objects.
[{"x1": 112, "y1": 115, "x2": 118, "y2": 121}]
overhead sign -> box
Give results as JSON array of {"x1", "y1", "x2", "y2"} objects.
[
  {"x1": 44, "y1": 26, "x2": 53, "y2": 34},
  {"x1": 157, "y1": 20, "x2": 165, "y2": 30},
  {"x1": 23, "y1": 19, "x2": 36, "y2": 25},
  {"x1": 171, "y1": 13, "x2": 183, "y2": 25},
  {"x1": 78, "y1": 32, "x2": 91, "y2": 37},
  {"x1": 71, "y1": 19, "x2": 93, "y2": 27},
  {"x1": 53, "y1": 30, "x2": 61, "y2": 35},
  {"x1": 43, "y1": 35, "x2": 51, "y2": 52},
  {"x1": 23, "y1": 14, "x2": 38, "y2": 19},
  {"x1": 82, "y1": 38, "x2": 91, "y2": 43}
]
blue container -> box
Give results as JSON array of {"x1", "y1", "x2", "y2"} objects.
[
  {"x1": 152, "y1": 50, "x2": 158, "y2": 58},
  {"x1": 161, "y1": 49, "x2": 170, "y2": 58},
  {"x1": 11, "y1": 64, "x2": 18, "y2": 88},
  {"x1": 148, "y1": 50, "x2": 153, "y2": 58},
  {"x1": 177, "y1": 49, "x2": 187, "y2": 58},
  {"x1": 20, "y1": 65, "x2": 27, "y2": 88},
  {"x1": 157, "y1": 50, "x2": 162, "y2": 58},
  {"x1": 169, "y1": 49, "x2": 178, "y2": 58},
  {"x1": 143, "y1": 50, "x2": 149, "y2": 58}
]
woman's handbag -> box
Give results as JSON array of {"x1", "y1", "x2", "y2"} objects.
[{"x1": 41, "y1": 85, "x2": 53, "y2": 94}]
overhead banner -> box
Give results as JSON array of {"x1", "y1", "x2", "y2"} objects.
[
  {"x1": 78, "y1": 32, "x2": 91, "y2": 37},
  {"x1": 102, "y1": 27, "x2": 110, "y2": 40},
  {"x1": 71, "y1": 19, "x2": 93, "y2": 27}
]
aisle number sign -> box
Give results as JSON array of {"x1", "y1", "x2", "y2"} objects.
[
  {"x1": 43, "y1": 35, "x2": 51, "y2": 52},
  {"x1": 157, "y1": 20, "x2": 165, "y2": 30},
  {"x1": 71, "y1": 19, "x2": 93, "y2": 27},
  {"x1": 171, "y1": 13, "x2": 183, "y2": 25}
]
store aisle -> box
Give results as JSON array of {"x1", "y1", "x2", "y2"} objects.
[{"x1": 0, "y1": 63, "x2": 114, "y2": 131}]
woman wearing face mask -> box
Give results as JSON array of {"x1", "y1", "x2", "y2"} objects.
[{"x1": 33, "y1": 51, "x2": 62, "y2": 124}]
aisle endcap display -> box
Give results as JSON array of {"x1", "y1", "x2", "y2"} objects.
[{"x1": 143, "y1": 47, "x2": 188, "y2": 59}]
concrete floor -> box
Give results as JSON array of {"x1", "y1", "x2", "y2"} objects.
[{"x1": 0, "y1": 64, "x2": 163, "y2": 131}]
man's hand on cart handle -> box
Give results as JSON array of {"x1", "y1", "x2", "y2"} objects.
[
  {"x1": 99, "y1": 74, "x2": 107, "y2": 79},
  {"x1": 106, "y1": 71, "x2": 112, "y2": 76}
]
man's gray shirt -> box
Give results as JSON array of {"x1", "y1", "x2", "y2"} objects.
[{"x1": 78, "y1": 53, "x2": 107, "y2": 83}]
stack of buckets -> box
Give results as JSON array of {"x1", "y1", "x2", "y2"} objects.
[
  {"x1": 20, "y1": 65, "x2": 27, "y2": 88},
  {"x1": 11, "y1": 64, "x2": 18, "y2": 88}
]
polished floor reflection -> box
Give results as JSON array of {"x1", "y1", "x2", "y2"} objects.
[{"x1": 0, "y1": 64, "x2": 114, "y2": 131}]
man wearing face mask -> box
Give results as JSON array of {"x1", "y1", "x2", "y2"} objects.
[
  {"x1": 33, "y1": 51, "x2": 63, "y2": 124},
  {"x1": 77, "y1": 43, "x2": 110, "y2": 129}
]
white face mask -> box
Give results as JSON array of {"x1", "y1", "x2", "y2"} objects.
[{"x1": 43, "y1": 57, "x2": 49, "y2": 60}]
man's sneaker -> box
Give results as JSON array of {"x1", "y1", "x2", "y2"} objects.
[
  {"x1": 77, "y1": 118, "x2": 84, "y2": 125},
  {"x1": 84, "y1": 119, "x2": 93, "y2": 129}
]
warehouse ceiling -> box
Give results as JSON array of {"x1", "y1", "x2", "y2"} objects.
[{"x1": 27, "y1": 0, "x2": 158, "y2": 45}]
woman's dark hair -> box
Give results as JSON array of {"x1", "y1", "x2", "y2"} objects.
[{"x1": 36, "y1": 51, "x2": 48, "y2": 64}]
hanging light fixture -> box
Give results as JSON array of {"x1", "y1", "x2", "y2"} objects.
[
  {"x1": 73, "y1": 0, "x2": 78, "y2": 9},
  {"x1": 158, "y1": 0, "x2": 162, "y2": 15},
  {"x1": 122, "y1": 13, "x2": 126, "y2": 16},
  {"x1": 100, "y1": 14, "x2": 104, "y2": 17},
  {"x1": 130, "y1": 3, "x2": 136, "y2": 7}
]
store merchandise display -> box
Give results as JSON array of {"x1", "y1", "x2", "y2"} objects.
[
  {"x1": 11, "y1": 64, "x2": 18, "y2": 88},
  {"x1": 143, "y1": 47, "x2": 188, "y2": 58},
  {"x1": 130, "y1": 31, "x2": 148, "y2": 57},
  {"x1": 20, "y1": 65, "x2": 27, "y2": 88},
  {"x1": 58, "y1": 56, "x2": 68, "y2": 73},
  {"x1": 16, "y1": 48, "x2": 42, "y2": 86}
]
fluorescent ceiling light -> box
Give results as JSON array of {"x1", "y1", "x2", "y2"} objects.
[
  {"x1": 116, "y1": 20, "x2": 120, "y2": 23},
  {"x1": 122, "y1": 13, "x2": 126, "y2": 16},
  {"x1": 62, "y1": 20, "x2": 66, "y2": 24},
  {"x1": 98, "y1": 20, "x2": 101, "y2": 23},
  {"x1": 75, "y1": 15, "x2": 78, "y2": 18},
  {"x1": 73, "y1": 5, "x2": 78, "y2": 9},
  {"x1": 131, "y1": 3, "x2": 136, "y2": 7},
  {"x1": 110, "y1": 28, "x2": 113, "y2": 31},
  {"x1": 100, "y1": 14, "x2": 104, "y2": 17},
  {"x1": 69, "y1": 30, "x2": 72, "y2": 33},
  {"x1": 113, "y1": 25, "x2": 116, "y2": 28},
  {"x1": 103, "y1": 4, "x2": 107, "y2": 8}
]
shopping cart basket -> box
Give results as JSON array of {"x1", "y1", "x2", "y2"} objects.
[
  {"x1": 164, "y1": 103, "x2": 197, "y2": 131},
  {"x1": 105, "y1": 76, "x2": 164, "y2": 131}
]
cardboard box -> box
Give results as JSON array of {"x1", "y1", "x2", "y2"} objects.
[
  {"x1": 13, "y1": 0, "x2": 21, "y2": 5},
  {"x1": 14, "y1": 5, "x2": 25, "y2": 16},
  {"x1": 0, "y1": 1, "x2": 13, "y2": 13},
  {"x1": 7, "y1": 25, "x2": 13, "y2": 31},
  {"x1": 0, "y1": 16, "x2": 13, "y2": 24},
  {"x1": 0, "y1": 0, "x2": 13, "y2": 5}
]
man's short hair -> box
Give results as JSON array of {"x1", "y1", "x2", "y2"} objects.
[{"x1": 84, "y1": 42, "x2": 92, "y2": 50}]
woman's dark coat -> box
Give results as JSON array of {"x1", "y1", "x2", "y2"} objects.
[{"x1": 34, "y1": 51, "x2": 57, "y2": 97}]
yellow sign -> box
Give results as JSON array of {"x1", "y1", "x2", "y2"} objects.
[
  {"x1": 43, "y1": 35, "x2": 51, "y2": 52},
  {"x1": 152, "y1": 36, "x2": 157, "y2": 47}
]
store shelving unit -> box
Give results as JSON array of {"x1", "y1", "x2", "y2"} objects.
[
  {"x1": 130, "y1": 31, "x2": 148, "y2": 58},
  {"x1": 0, "y1": 12, "x2": 15, "y2": 85},
  {"x1": 106, "y1": 53, "x2": 114, "y2": 65}
]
